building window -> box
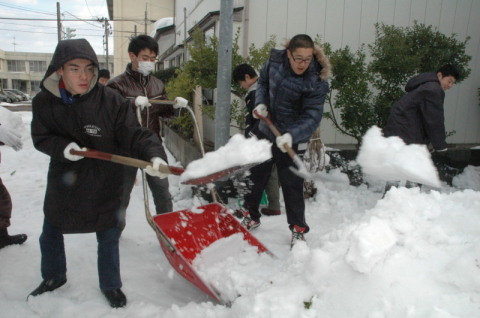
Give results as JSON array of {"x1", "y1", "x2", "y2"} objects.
[
  {"x1": 1, "y1": 79, "x2": 7, "y2": 89},
  {"x1": 7, "y1": 60, "x2": 26, "y2": 72},
  {"x1": 30, "y1": 80, "x2": 41, "y2": 93},
  {"x1": 29, "y1": 61, "x2": 47, "y2": 73},
  {"x1": 12, "y1": 79, "x2": 27, "y2": 91}
]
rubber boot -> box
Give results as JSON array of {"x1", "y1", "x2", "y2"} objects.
[{"x1": 0, "y1": 228, "x2": 27, "y2": 249}]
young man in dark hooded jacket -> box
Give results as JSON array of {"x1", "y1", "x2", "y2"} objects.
[
  {"x1": 383, "y1": 64, "x2": 459, "y2": 189},
  {"x1": 29, "y1": 38, "x2": 169, "y2": 308},
  {"x1": 239, "y1": 34, "x2": 331, "y2": 248},
  {"x1": 107, "y1": 35, "x2": 174, "y2": 231},
  {"x1": 384, "y1": 64, "x2": 459, "y2": 151}
]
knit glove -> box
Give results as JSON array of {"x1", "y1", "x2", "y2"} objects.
[
  {"x1": 144, "y1": 157, "x2": 169, "y2": 179},
  {"x1": 64, "y1": 142, "x2": 87, "y2": 161},
  {"x1": 173, "y1": 97, "x2": 189, "y2": 109},
  {"x1": 276, "y1": 133, "x2": 292, "y2": 153},
  {"x1": 252, "y1": 104, "x2": 268, "y2": 119},
  {"x1": 135, "y1": 96, "x2": 151, "y2": 110}
]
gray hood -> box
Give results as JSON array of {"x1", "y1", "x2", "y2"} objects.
[{"x1": 41, "y1": 38, "x2": 99, "y2": 97}]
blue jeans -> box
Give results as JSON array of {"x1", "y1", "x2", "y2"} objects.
[{"x1": 39, "y1": 218, "x2": 122, "y2": 290}]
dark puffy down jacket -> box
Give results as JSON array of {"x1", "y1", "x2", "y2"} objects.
[
  {"x1": 384, "y1": 72, "x2": 447, "y2": 150},
  {"x1": 256, "y1": 48, "x2": 330, "y2": 144}
]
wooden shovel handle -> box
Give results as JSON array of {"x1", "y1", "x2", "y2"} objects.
[
  {"x1": 70, "y1": 148, "x2": 184, "y2": 175},
  {"x1": 253, "y1": 110, "x2": 297, "y2": 160}
]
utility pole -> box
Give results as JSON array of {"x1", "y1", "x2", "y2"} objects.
[
  {"x1": 144, "y1": 4, "x2": 147, "y2": 34},
  {"x1": 100, "y1": 18, "x2": 111, "y2": 70},
  {"x1": 56, "y1": 2, "x2": 62, "y2": 42},
  {"x1": 214, "y1": 0, "x2": 234, "y2": 149}
]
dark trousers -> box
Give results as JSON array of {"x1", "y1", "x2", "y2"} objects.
[
  {"x1": 39, "y1": 218, "x2": 122, "y2": 290},
  {"x1": 0, "y1": 177, "x2": 12, "y2": 228},
  {"x1": 243, "y1": 144, "x2": 308, "y2": 232},
  {"x1": 118, "y1": 166, "x2": 173, "y2": 230}
]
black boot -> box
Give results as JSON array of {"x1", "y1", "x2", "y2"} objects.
[
  {"x1": 0, "y1": 228, "x2": 27, "y2": 249},
  {"x1": 29, "y1": 276, "x2": 67, "y2": 297},
  {"x1": 102, "y1": 288, "x2": 127, "y2": 308}
]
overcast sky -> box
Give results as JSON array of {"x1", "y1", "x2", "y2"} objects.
[{"x1": 0, "y1": 0, "x2": 113, "y2": 55}]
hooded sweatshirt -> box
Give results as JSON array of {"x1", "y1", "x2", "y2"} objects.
[{"x1": 31, "y1": 39, "x2": 167, "y2": 233}]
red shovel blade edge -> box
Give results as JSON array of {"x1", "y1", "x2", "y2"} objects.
[
  {"x1": 152, "y1": 203, "x2": 271, "y2": 303},
  {"x1": 181, "y1": 162, "x2": 259, "y2": 185}
]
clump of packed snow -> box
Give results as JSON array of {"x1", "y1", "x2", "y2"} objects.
[
  {"x1": 357, "y1": 126, "x2": 441, "y2": 187},
  {"x1": 1, "y1": 111, "x2": 480, "y2": 318},
  {"x1": 179, "y1": 134, "x2": 272, "y2": 183}
]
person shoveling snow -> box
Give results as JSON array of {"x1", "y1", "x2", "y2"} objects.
[{"x1": 357, "y1": 126, "x2": 441, "y2": 188}]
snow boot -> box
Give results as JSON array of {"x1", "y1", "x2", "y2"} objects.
[
  {"x1": 241, "y1": 211, "x2": 260, "y2": 231},
  {"x1": 291, "y1": 225, "x2": 307, "y2": 248},
  {"x1": 29, "y1": 276, "x2": 67, "y2": 297},
  {"x1": 0, "y1": 228, "x2": 27, "y2": 249},
  {"x1": 102, "y1": 288, "x2": 127, "y2": 308},
  {"x1": 260, "y1": 208, "x2": 281, "y2": 216}
]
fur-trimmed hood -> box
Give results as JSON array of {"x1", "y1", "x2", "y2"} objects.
[{"x1": 282, "y1": 40, "x2": 332, "y2": 81}]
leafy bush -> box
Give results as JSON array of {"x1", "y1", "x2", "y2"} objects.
[{"x1": 325, "y1": 22, "x2": 471, "y2": 147}]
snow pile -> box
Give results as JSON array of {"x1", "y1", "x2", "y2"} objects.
[
  {"x1": 1, "y1": 112, "x2": 480, "y2": 317},
  {"x1": 357, "y1": 125, "x2": 441, "y2": 187},
  {"x1": 179, "y1": 134, "x2": 272, "y2": 183}
]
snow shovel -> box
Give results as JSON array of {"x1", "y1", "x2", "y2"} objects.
[
  {"x1": 137, "y1": 102, "x2": 272, "y2": 303},
  {"x1": 253, "y1": 110, "x2": 311, "y2": 179},
  {"x1": 69, "y1": 148, "x2": 251, "y2": 185},
  {"x1": 151, "y1": 202, "x2": 272, "y2": 304}
]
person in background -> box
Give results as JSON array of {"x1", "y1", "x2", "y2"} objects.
[
  {"x1": 97, "y1": 69, "x2": 110, "y2": 85},
  {"x1": 239, "y1": 34, "x2": 331, "y2": 248},
  {"x1": 29, "y1": 38, "x2": 170, "y2": 308},
  {"x1": 232, "y1": 63, "x2": 281, "y2": 216},
  {"x1": 383, "y1": 64, "x2": 460, "y2": 191},
  {"x1": 0, "y1": 120, "x2": 27, "y2": 249},
  {"x1": 107, "y1": 35, "x2": 174, "y2": 231}
]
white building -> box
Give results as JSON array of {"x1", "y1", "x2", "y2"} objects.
[{"x1": 157, "y1": 0, "x2": 480, "y2": 148}]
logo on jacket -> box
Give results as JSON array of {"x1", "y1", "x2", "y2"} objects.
[{"x1": 83, "y1": 125, "x2": 102, "y2": 137}]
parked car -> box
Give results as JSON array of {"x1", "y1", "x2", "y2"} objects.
[
  {"x1": 5, "y1": 89, "x2": 30, "y2": 101},
  {"x1": 0, "y1": 93, "x2": 12, "y2": 103},
  {"x1": 2, "y1": 90, "x2": 21, "y2": 102}
]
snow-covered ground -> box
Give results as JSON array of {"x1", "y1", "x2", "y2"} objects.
[{"x1": 1, "y1": 111, "x2": 479, "y2": 318}]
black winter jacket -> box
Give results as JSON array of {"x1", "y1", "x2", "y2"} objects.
[
  {"x1": 31, "y1": 39, "x2": 167, "y2": 233},
  {"x1": 244, "y1": 81, "x2": 259, "y2": 138},
  {"x1": 384, "y1": 72, "x2": 447, "y2": 150},
  {"x1": 256, "y1": 47, "x2": 331, "y2": 144},
  {"x1": 107, "y1": 64, "x2": 174, "y2": 138}
]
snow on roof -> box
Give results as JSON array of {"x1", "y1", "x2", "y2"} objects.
[{"x1": 150, "y1": 17, "x2": 174, "y2": 37}]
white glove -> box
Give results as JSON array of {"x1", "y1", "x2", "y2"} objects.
[
  {"x1": 64, "y1": 142, "x2": 87, "y2": 161},
  {"x1": 0, "y1": 125, "x2": 22, "y2": 151},
  {"x1": 134, "y1": 96, "x2": 151, "y2": 110},
  {"x1": 276, "y1": 133, "x2": 292, "y2": 153},
  {"x1": 144, "y1": 157, "x2": 169, "y2": 179},
  {"x1": 173, "y1": 97, "x2": 189, "y2": 109},
  {"x1": 252, "y1": 104, "x2": 268, "y2": 119}
]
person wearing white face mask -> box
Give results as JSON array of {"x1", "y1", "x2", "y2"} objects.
[{"x1": 107, "y1": 35, "x2": 175, "y2": 232}]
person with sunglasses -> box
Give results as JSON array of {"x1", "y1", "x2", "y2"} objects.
[{"x1": 239, "y1": 34, "x2": 331, "y2": 248}]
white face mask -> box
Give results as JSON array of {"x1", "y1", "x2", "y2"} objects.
[{"x1": 137, "y1": 61, "x2": 155, "y2": 76}]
